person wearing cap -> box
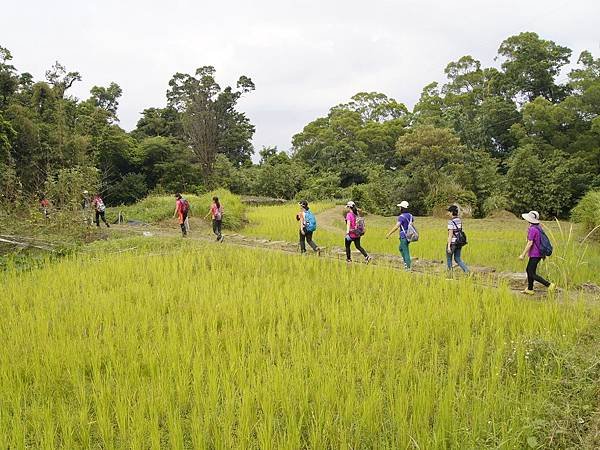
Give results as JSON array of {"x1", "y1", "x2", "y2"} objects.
[
  {"x1": 385, "y1": 200, "x2": 413, "y2": 270},
  {"x1": 81, "y1": 190, "x2": 92, "y2": 226},
  {"x1": 446, "y1": 205, "x2": 468, "y2": 273},
  {"x1": 345, "y1": 201, "x2": 372, "y2": 264},
  {"x1": 519, "y1": 210, "x2": 555, "y2": 295},
  {"x1": 297, "y1": 200, "x2": 320, "y2": 255}
]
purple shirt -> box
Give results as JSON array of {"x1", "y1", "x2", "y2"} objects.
[
  {"x1": 527, "y1": 225, "x2": 542, "y2": 257},
  {"x1": 398, "y1": 213, "x2": 413, "y2": 239},
  {"x1": 346, "y1": 212, "x2": 359, "y2": 239}
]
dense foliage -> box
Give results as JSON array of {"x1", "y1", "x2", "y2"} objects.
[{"x1": 1, "y1": 31, "x2": 598, "y2": 217}]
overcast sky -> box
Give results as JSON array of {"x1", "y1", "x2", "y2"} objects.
[{"x1": 3, "y1": 0, "x2": 599, "y2": 157}]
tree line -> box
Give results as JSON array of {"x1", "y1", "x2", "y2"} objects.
[{"x1": 1, "y1": 31, "x2": 598, "y2": 217}]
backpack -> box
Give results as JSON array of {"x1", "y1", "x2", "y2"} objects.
[
  {"x1": 96, "y1": 199, "x2": 106, "y2": 212},
  {"x1": 214, "y1": 205, "x2": 223, "y2": 221},
  {"x1": 538, "y1": 226, "x2": 553, "y2": 258},
  {"x1": 355, "y1": 216, "x2": 366, "y2": 236},
  {"x1": 304, "y1": 210, "x2": 317, "y2": 232},
  {"x1": 451, "y1": 219, "x2": 467, "y2": 247},
  {"x1": 401, "y1": 214, "x2": 419, "y2": 242},
  {"x1": 180, "y1": 199, "x2": 190, "y2": 215}
]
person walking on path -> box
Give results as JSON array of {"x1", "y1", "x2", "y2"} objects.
[
  {"x1": 297, "y1": 200, "x2": 320, "y2": 255},
  {"x1": 82, "y1": 190, "x2": 93, "y2": 226},
  {"x1": 519, "y1": 210, "x2": 555, "y2": 295},
  {"x1": 92, "y1": 193, "x2": 110, "y2": 228},
  {"x1": 445, "y1": 205, "x2": 469, "y2": 273},
  {"x1": 173, "y1": 193, "x2": 189, "y2": 237},
  {"x1": 385, "y1": 201, "x2": 413, "y2": 270},
  {"x1": 205, "y1": 196, "x2": 224, "y2": 242},
  {"x1": 344, "y1": 201, "x2": 372, "y2": 264}
]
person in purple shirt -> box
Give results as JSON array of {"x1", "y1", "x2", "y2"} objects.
[
  {"x1": 518, "y1": 210, "x2": 555, "y2": 295},
  {"x1": 385, "y1": 200, "x2": 412, "y2": 270}
]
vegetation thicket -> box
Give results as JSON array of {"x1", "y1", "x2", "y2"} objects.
[
  {"x1": 1, "y1": 32, "x2": 599, "y2": 218},
  {"x1": 0, "y1": 240, "x2": 598, "y2": 448}
]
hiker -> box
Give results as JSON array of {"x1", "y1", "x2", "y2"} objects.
[
  {"x1": 39, "y1": 195, "x2": 50, "y2": 219},
  {"x1": 446, "y1": 205, "x2": 469, "y2": 273},
  {"x1": 205, "y1": 196, "x2": 224, "y2": 242},
  {"x1": 82, "y1": 190, "x2": 92, "y2": 226},
  {"x1": 519, "y1": 211, "x2": 555, "y2": 295},
  {"x1": 344, "y1": 201, "x2": 371, "y2": 264},
  {"x1": 297, "y1": 200, "x2": 320, "y2": 255},
  {"x1": 385, "y1": 201, "x2": 414, "y2": 270},
  {"x1": 92, "y1": 193, "x2": 110, "y2": 228},
  {"x1": 174, "y1": 193, "x2": 189, "y2": 237}
]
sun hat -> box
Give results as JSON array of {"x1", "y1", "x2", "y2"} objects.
[
  {"x1": 346, "y1": 201, "x2": 356, "y2": 207},
  {"x1": 396, "y1": 200, "x2": 409, "y2": 208},
  {"x1": 83, "y1": 190, "x2": 89, "y2": 194},
  {"x1": 521, "y1": 210, "x2": 540, "y2": 224}
]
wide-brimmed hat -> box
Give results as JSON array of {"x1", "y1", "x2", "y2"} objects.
[
  {"x1": 521, "y1": 210, "x2": 540, "y2": 224},
  {"x1": 396, "y1": 200, "x2": 409, "y2": 208},
  {"x1": 346, "y1": 201, "x2": 355, "y2": 208}
]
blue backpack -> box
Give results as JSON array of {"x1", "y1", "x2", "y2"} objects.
[
  {"x1": 538, "y1": 227, "x2": 553, "y2": 258},
  {"x1": 304, "y1": 210, "x2": 317, "y2": 232}
]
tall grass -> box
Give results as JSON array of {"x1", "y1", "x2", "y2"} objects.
[{"x1": 0, "y1": 240, "x2": 597, "y2": 448}]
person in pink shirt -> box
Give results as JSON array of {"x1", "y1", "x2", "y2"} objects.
[
  {"x1": 344, "y1": 201, "x2": 371, "y2": 264},
  {"x1": 518, "y1": 210, "x2": 555, "y2": 295}
]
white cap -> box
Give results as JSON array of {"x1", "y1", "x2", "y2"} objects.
[
  {"x1": 396, "y1": 200, "x2": 409, "y2": 208},
  {"x1": 521, "y1": 210, "x2": 540, "y2": 224},
  {"x1": 346, "y1": 201, "x2": 355, "y2": 207},
  {"x1": 83, "y1": 190, "x2": 89, "y2": 194}
]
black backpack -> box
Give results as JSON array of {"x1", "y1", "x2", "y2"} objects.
[{"x1": 451, "y1": 219, "x2": 468, "y2": 247}]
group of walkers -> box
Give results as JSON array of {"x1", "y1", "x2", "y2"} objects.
[
  {"x1": 81, "y1": 191, "x2": 110, "y2": 228},
  {"x1": 173, "y1": 193, "x2": 224, "y2": 242},
  {"x1": 297, "y1": 199, "x2": 555, "y2": 295}
]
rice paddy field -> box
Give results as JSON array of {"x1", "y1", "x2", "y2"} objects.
[{"x1": 1, "y1": 202, "x2": 600, "y2": 448}]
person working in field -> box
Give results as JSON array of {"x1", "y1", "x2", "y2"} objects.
[
  {"x1": 205, "y1": 196, "x2": 224, "y2": 242},
  {"x1": 297, "y1": 200, "x2": 320, "y2": 255},
  {"x1": 446, "y1": 205, "x2": 469, "y2": 273},
  {"x1": 92, "y1": 193, "x2": 110, "y2": 228},
  {"x1": 173, "y1": 193, "x2": 189, "y2": 237},
  {"x1": 344, "y1": 201, "x2": 371, "y2": 264},
  {"x1": 385, "y1": 201, "x2": 415, "y2": 270},
  {"x1": 519, "y1": 210, "x2": 555, "y2": 295}
]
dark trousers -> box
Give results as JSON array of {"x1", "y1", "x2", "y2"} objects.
[
  {"x1": 526, "y1": 257, "x2": 550, "y2": 290},
  {"x1": 95, "y1": 210, "x2": 109, "y2": 227},
  {"x1": 345, "y1": 236, "x2": 368, "y2": 261},
  {"x1": 180, "y1": 212, "x2": 188, "y2": 236},
  {"x1": 212, "y1": 219, "x2": 222, "y2": 239},
  {"x1": 299, "y1": 229, "x2": 318, "y2": 252}
]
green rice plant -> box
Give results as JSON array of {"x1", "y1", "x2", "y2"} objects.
[
  {"x1": 571, "y1": 190, "x2": 600, "y2": 236},
  {"x1": 544, "y1": 220, "x2": 600, "y2": 290},
  {"x1": 194, "y1": 188, "x2": 246, "y2": 230},
  {"x1": 0, "y1": 240, "x2": 598, "y2": 448}
]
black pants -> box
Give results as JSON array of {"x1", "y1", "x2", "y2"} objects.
[
  {"x1": 212, "y1": 219, "x2": 222, "y2": 239},
  {"x1": 95, "y1": 210, "x2": 109, "y2": 227},
  {"x1": 180, "y1": 212, "x2": 188, "y2": 236},
  {"x1": 526, "y1": 257, "x2": 550, "y2": 290},
  {"x1": 299, "y1": 229, "x2": 318, "y2": 252},
  {"x1": 345, "y1": 236, "x2": 368, "y2": 261}
]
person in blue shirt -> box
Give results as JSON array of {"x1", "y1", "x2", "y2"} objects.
[{"x1": 385, "y1": 200, "x2": 413, "y2": 270}]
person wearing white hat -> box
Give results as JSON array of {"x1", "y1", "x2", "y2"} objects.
[
  {"x1": 518, "y1": 210, "x2": 555, "y2": 295},
  {"x1": 344, "y1": 201, "x2": 371, "y2": 264},
  {"x1": 385, "y1": 200, "x2": 413, "y2": 270}
]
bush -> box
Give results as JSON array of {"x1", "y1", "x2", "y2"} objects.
[
  {"x1": 113, "y1": 194, "x2": 202, "y2": 224},
  {"x1": 571, "y1": 190, "x2": 600, "y2": 236},
  {"x1": 196, "y1": 189, "x2": 245, "y2": 230}
]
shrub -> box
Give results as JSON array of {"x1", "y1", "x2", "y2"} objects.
[
  {"x1": 571, "y1": 190, "x2": 600, "y2": 236},
  {"x1": 196, "y1": 189, "x2": 246, "y2": 230}
]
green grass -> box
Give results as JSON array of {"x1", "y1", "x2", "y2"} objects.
[
  {"x1": 244, "y1": 204, "x2": 600, "y2": 286},
  {"x1": 0, "y1": 238, "x2": 598, "y2": 448}
]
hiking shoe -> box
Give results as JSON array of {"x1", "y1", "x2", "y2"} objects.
[
  {"x1": 346, "y1": 259, "x2": 352, "y2": 264},
  {"x1": 316, "y1": 248, "x2": 321, "y2": 256},
  {"x1": 548, "y1": 283, "x2": 557, "y2": 293},
  {"x1": 521, "y1": 289, "x2": 535, "y2": 296},
  {"x1": 365, "y1": 256, "x2": 373, "y2": 264},
  {"x1": 219, "y1": 235, "x2": 225, "y2": 243}
]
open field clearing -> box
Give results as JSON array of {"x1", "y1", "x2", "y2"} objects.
[
  {"x1": 1, "y1": 238, "x2": 599, "y2": 448},
  {"x1": 244, "y1": 204, "x2": 600, "y2": 287}
]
